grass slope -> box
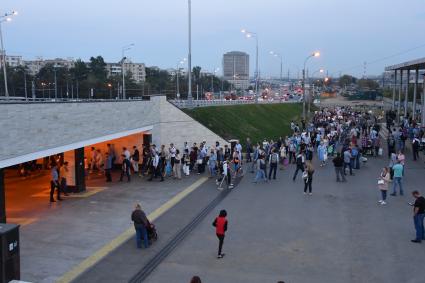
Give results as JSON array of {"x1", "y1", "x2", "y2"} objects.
[{"x1": 184, "y1": 103, "x2": 303, "y2": 143}]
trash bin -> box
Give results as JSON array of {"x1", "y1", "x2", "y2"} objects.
[{"x1": 0, "y1": 223, "x2": 20, "y2": 283}]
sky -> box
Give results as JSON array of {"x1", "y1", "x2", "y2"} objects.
[{"x1": 2, "y1": 0, "x2": 425, "y2": 78}]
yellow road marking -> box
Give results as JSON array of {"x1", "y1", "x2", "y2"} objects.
[{"x1": 56, "y1": 177, "x2": 208, "y2": 283}]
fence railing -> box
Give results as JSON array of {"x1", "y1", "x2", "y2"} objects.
[{"x1": 170, "y1": 99, "x2": 299, "y2": 109}]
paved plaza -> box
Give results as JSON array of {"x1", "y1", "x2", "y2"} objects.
[
  {"x1": 142, "y1": 149, "x2": 424, "y2": 283},
  {"x1": 9, "y1": 171, "x2": 206, "y2": 283}
]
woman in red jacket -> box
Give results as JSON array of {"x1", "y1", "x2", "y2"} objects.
[{"x1": 213, "y1": 209, "x2": 228, "y2": 258}]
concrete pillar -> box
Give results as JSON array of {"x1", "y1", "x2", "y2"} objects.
[
  {"x1": 413, "y1": 67, "x2": 419, "y2": 120},
  {"x1": 422, "y1": 75, "x2": 425, "y2": 126},
  {"x1": 397, "y1": 70, "x2": 402, "y2": 123},
  {"x1": 392, "y1": 70, "x2": 397, "y2": 110},
  {"x1": 404, "y1": 69, "x2": 410, "y2": 117},
  {"x1": 0, "y1": 169, "x2": 5, "y2": 223},
  {"x1": 74, "y1": 148, "x2": 86, "y2": 193}
]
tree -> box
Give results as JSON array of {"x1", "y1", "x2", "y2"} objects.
[
  {"x1": 357, "y1": 79, "x2": 379, "y2": 90},
  {"x1": 338, "y1": 74, "x2": 357, "y2": 87}
]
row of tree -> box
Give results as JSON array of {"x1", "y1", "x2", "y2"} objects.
[
  {"x1": 0, "y1": 55, "x2": 231, "y2": 99},
  {"x1": 338, "y1": 74, "x2": 380, "y2": 89}
]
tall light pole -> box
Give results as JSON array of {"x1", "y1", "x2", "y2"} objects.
[
  {"x1": 241, "y1": 29, "x2": 259, "y2": 103},
  {"x1": 121, "y1": 43, "x2": 134, "y2": 99},
  {"x1": 269, "y1": 51, "x2": 283, "y2": 81},
  {"x1": 302, "y1": 51, "x2": 320, "y2": 120},
  {"x1": 211, "y1": 67, "x2": 219, "y2": 95},
  {"x1": 0, "y1": 11, "x2": 17, "y2": 97},
  {"x1": 176, "y1": 58, "x2": 186, "y2": 99},
  {"x1": 187, "y1": 0, "x2": 193, "y2": 107},
  {"x1": 308, "y1": 68, "x2": 324, "y2": 115}
]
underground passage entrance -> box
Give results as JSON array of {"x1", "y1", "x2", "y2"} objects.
[{"x1": 0, "y1": 131, "x2": 152, "y2": 225}]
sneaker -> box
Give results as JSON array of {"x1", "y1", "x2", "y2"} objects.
[
  {"x1": 378, "y1": 200, "x2": 383, "y2": 203},
  {"x1": 309, "y1": 193, "x2": 312, "y2": 196},
  {"x1": 381, "y1": 201, "x2": 386, "y2": 205},
  {"x1": 303, "y1": 192, "x2": 307, "y2": 195},
  {"x1": 411, "y1": 239, "x2": 421, "y2": 243},
  {"x1": 217, "y1": 253, "x2": 225, "y2": 259},
  {"x1": 390, "y1": 193, "x2": 397, "y2": 196}
]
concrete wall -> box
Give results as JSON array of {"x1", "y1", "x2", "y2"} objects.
[{"x1": 0, "y1": 96, "x2": 227, "y2": 168}]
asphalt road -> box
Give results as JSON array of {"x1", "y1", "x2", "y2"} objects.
[{"x1": 143, "y1": 149, "x2": 425, "y2": 283}]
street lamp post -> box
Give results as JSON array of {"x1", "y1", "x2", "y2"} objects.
[
  {"x1": 269, "y1": 51, "x2": 283, "y2": 81},
  {"x1": 0, "y1": 11, "x2": 17, "y2": 97},
  {"x1": 302, "y1": 51, "x2": 320, "y2": 120},
  {"x1": 308, "y1": 68, "x2": 324, "y2": 115},
  {"x1": 176, "y1": 58, "x2": 186, "y2": 99},
  {"x1": 121, "y1": 43, "x2": 134, "y2": 99},
  {"x1": 241, "y1": 29, "x2": 259, "y2": 103},
  {"x1": 53, "y1": 64, "x2": 58, "y2": 99},
  {"x1": 211, "y1": 68, "x2": 219, "y2": 96},
  {"x1": 187, "y1": 0, "x2": 193, "y2": 107}
]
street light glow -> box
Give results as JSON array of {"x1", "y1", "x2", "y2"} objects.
[
  {"x1": 12, "y1": 11, "x2": 18, "y2": 16},
  {"x1": 246, "y1": 33, "x2": 252, "y2": 38},
  {"x1": 241, "y1": 29, "x2": 246, "y2": 33},
  {"x1": 313, "y1": 51, "x2": 320, "y2": 57},
  {"x1": 6, "y1": 18, "x2": 12, "y2": 22},
  {"x1": 319, "y1": 69, "x2": 324, "y2": 73}
]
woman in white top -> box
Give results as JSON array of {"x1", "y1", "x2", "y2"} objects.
[{"x1": 378, "y1": 167, "x2": 391, "y2": 205}]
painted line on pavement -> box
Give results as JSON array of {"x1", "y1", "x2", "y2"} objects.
[{"x1": 56, "y1": 177, "x2": 208, "y2": 283}]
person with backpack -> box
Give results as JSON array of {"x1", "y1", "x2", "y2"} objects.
[
  {"x1": 254, "y1": 154, "x2": 267, "y2": 183},
  {"x1": 387, "y1": 135, "x2": 396, "y2": 158},
  {"x1": 412, "y1": 135, "x2": 420, "y2": 161},
  {"x1": 212, "y1": 210, "x2": 228, "y2": 259},
  {"x1": 268, "y1": 148, "x2": 279, "y2": 180},
  {"x1": 292, "y1": 151, "x2": 305, "y2": 181},
  {"x1": 119, "y1": 154, "x2": 131, "y2": 182},
  {"x1": 303, "y1": 162, "x2": 315, "y2": 195}
]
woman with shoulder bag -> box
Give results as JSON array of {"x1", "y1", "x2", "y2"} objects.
[
  {"x1": 378, "y1": 167, "x2": 391, "y2": 205},
  {"x1": 173, "y1": 149, "x2": 182, "y2": 180},
  {"x1": 303, "y1": 162, "x2": 315, "y2": 195}
]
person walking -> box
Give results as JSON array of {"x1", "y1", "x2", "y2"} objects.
[
  {"x1": 131, "y1": 203, "x2": 149, "y2": 249},
  {"x1": 254, "y1": 155, "x2": 267, "y2": 183},
  {"x1": 378, "y1": 167, "x2": 391, "y2": 205},
  {"x1": 332, "y1": 153, "x2": 346, "y2": 182},
  {"x1": 268, "y1": 148, "x2": 279, "y2": 180},
  {"x1": 412, "y1": 136, "x2": 420, "y2": 161},
  {"x1": 104, "y1": 153, "x2": 113, "y2": 182},
  {"x1": 317, "y1": 142, "x2": 326, "y2": 167},
  {"x1": 59, "y1": 162, "x2": 70, "y2": 196},
  {"x1": 246, "y1": 138, "x2": 252, "y2": 163},
  {"x1": 119, "y1": 154, "x2": 131, "y2": 182},
  {"x1": 390, "y1": 160, "x2": 404, "y2": 196},
  {"x1": 343, "y1": 148, "x2": 354, "y2": 176},
  {"x1": 173, "y1": 149, "x2": 182, "y2": 180},
  {"x1": 303, "y1": 162, "x2": 315, "y2": 195},
  {"x1": 212, "y1": 210, "x2": 228, "y2": 259},
  {"x1": 410, "y1": 190, "x2": 425, "y2": 243},
  {"x1": 292, "y1": 151, "x2": 305, "y2": 181},
  {"x1": 50, "y1": 164, "x2": 62, "y2": 202},
  {"x1": 208, "y1": 149, "x2": 217, "y2": 178},
  {"x1": 190, "y1": 276, "x2": 202, "y2": 283},
  {"x1": 132, "y1": 146, "x2": 140, "y2": 175}
]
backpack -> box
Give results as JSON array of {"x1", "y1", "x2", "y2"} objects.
[
  {"x1": 260, "y1": 160, "x2": 266, "y2": 170},
  {"x1": 270, "y1": 153, "x2": 278, "y2": 164},
  {"x1": 351, "y1": 148, "x2": 358, "y2": 157}
]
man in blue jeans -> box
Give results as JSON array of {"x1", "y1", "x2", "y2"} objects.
[
  {"x1": 391, "y1": 160, "x2": 404, "y2": 196},
  {"x1": 131, "y1": 203, "x2": 149, "y2": 249},
  {"x1": 411, "y1": 190, "x2": 425, "y2": 243}
]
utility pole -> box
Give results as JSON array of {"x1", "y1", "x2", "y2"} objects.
[{"x1": 187, "y1": 0, "x2": 193, "y2": 107}]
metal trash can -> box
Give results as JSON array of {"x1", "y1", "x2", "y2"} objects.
[{"x1": 0, "y1": 224, "x2": 20, "y2": 283}]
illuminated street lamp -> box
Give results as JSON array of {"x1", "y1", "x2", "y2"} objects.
[
  {"x1": 121, "y1": 43, "x2": 134, "y2": 99},
  {"x1": 107, "y1": 83, "x2": 113, "y2": 99},
  {"x1": 176, "y1": 58, "x2": 187, "y2": 99},
  {"x1": 211, "y1": 67, "x2": 219, "y2": 95},
  {"x1": 241, "y1": 29, "x2": 259, "y2": 103},
  {"x1": 0, "y1": 11, "x2": 18, "y2": 97},
  {"x1": 269, "y1": 51, "x2": 283, "y2": 81},
  {"x1": 302, "y1": 51, "x2": 320, "y2": 120},
  {"x1": 309, "y1": 69, "x2": 325, "y2": 114}
]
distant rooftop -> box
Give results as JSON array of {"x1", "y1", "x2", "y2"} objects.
[{"x1": 385, "y1": 57, "x2": 425, "y2": 71}]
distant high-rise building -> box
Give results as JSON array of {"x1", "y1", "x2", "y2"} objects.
[{"x1": 222, "y1": 51, "x2": 249, "y2": 90}]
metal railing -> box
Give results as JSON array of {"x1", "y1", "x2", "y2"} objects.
[{"x1": 170, "y1": 98, "x2": 299, "y2": 109}]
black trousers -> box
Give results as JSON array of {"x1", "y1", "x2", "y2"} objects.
[
  {"x1": 293, "y1": 165, "x2": 304, "y2": 180},
  {"x1": 268, "y1": 163, "x2": 277, "y2": 179},
  {"x1": 217, "y1": 234, "x2": 225, "y2": 255},
  {"x1": 413, "y1": 149, "x2": 419, "y2": 161},
  {"x1": 304, "y1": 178, "x2": 313, "y2": 193},
  {"x1": 120, "y1": 166, "x2": 130, "y2": 182},
  {"x1": 105, "y1": 169, "x2": 112, "y2": 182},
  {"x1": 50, "y1": 180, "x2": 61, "y2": 201}
]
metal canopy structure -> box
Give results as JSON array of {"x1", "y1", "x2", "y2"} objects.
[
  {"x1": 385, "y1": 57, "x2": 425, "y2": 125},
  {"x1": 385, "y1": 57, "x2": 425, "y2": 71}
]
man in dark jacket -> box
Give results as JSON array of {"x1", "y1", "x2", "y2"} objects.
[
  {"x1": 332, "y1": 153, "x2": 346, "y2": 182},
  {"x1": 131, "y1": 203, "x2": 149, "y2": 248}
]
